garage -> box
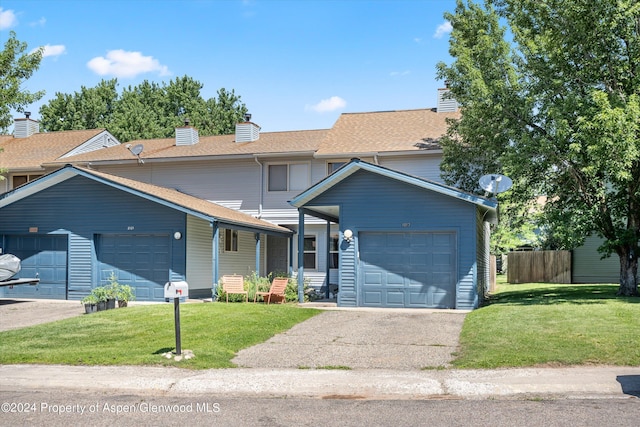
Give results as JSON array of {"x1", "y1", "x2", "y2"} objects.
[
  {"x1": 290, "y1": 159, "x2": 497, "y2": 310},
  {"x1": 1, "y1": 235, "x2": 68, "y2": 299},
  {"x1": 359, "y1": 231, "x2": 456, "y2": 308},
  {"x1": 96, "y1": 234, "x2": 171, "y2": 301}
]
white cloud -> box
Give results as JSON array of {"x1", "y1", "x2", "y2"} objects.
[
  {"x1": 87, "y1": 49, "x2": 171, "y2": 78},
  {"x1": 305, "y1": 96, "x2": 347, "y2": 113},
  {"x1": 390, "y1": 70, "x2": 411, "y2": 77},
  {"x1": 29, "y1": 17, "x2": 46, "y2": 27},
  {"x1": 433, "y1": 21, "x2": 452, "y2": 39},
  {"x1": 31, "y1": 44, "x2": 66, "y2": 58},
  {"x1": 0, "y1": 8, "x2": 17, "y2": 30},
  {"x1": 41, "y1": 44, "x2": 66, "y2": 57}
]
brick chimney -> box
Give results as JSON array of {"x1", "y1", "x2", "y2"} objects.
[{"x1": 14, "y1": 112, "x2": 39, "y2": 138}]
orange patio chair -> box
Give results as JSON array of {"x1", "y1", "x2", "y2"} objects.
[
  {"x1": 254, "y1": 277, "x2": 288, "y2": 304},
  {"x1": 221, "y1": 275, "x2": 248, "y2": 303}
]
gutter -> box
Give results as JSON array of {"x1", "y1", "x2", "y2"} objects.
[
  {"x1": 313, "y1": 149, "x2": 443, "y2": 159},
  {"x1": 254, "y1": 155, "x2": 264, "y2": 218}
]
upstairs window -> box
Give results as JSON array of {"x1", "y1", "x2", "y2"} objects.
[
  {"x1": 327, "y1": 162, "x2": 346, "y2": 175},
  {"x1": 268, "y1": 163, "x2": 309, "y2": 191},
  {"x1": 12, "y1": 174, "x2": 42, "y2": 188}
]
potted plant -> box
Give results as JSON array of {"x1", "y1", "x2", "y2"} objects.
[
  {"x1": 116, "y1": 284, "x2": 135, "y2": 307},
  {"x1": 91, "y1": 286, "x2": 109, "y2": 311},
  {"x1": 81, "y1": 294, "x2": 99, "y2": 314},
  {"x1": 104, "y1": 273, "x2": 120, "y2": 309}
]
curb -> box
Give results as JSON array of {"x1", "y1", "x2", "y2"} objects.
[{"x1": 2, "y1": 365, "x2": 640, "y2": 400}]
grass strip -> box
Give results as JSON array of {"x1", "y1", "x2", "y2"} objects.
[{"x1": 0, "y1": 303, "x2": 319, "y2": 369}]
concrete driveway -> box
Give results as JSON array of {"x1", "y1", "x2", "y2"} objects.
[
  {"x1": 0, "y1": 298, "x2": 85, "y2": 332},
  {"x1": 233, "y1": 308, "x2": 467, "y2": 370},
  {"x1": 0, "y1": 298, "x2": 467, "y2": 371}
]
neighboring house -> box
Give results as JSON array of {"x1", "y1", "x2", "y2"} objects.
[
  {"x1": 0, "y1": 88, "x2": 499, "y2": 308},
  {"x1": 0, "y1": 165, "x2": 292, "y2": 301},
  {"x1": 572, "y1": 235, "x2": 638, "y2": 284},
  {"x1": 0, "y1": 114, "x2": 121, "y2": 192}
]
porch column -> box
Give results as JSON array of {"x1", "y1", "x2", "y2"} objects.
[
  {"x1": 211, "y1": 221, "x2": 219, "y2": 295},
  {"x1": 255, "y1": 232, "x2": 261, "y2": 275},
  {"x1": 297, "y1": 209, "x2": 305, "y2": 303},
  {"x1": 326, "y1": 220, "x2": 331, "y2": 299}
]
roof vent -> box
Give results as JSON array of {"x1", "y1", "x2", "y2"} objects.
[
  {"x1": 175, "y1": 121, "x2": 199, "y2": 146},
  {"x1": 235, "y1": 114, "x2": 260, "y2": 143},
  {"x1": 13, "y1": 113, "x2": 39, "y2": 138},
  {"x1": 437, "y1": 87, "x2": 458, "y2": 113}
]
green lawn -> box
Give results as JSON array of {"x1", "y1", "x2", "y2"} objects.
[
  {"x1": 2, "y1": 278, "x2": 639, "y2": 370},
  {"x1": 452, "y1": 276, "x2": 640, "y2": 368},
  {"x1": 0, "y1": 303, "x2": 319, "y2": 369}
]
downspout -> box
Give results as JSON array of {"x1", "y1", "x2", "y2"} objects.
[
  {"x1": 373, "y1": 154, "x2": 379, "y2": 165},
  {"x1": 254, "y1": 156, "x2": 264, "y2": 218}
]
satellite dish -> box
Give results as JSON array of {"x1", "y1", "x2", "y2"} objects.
[
  {"x1": 125, "y1": 143, "x2": 145, "y2": 165},
  {"x1": 130, "y1": 144, "x2": 144, "y2": 156},
  {"x1": 479, "y1": 174, "x2": 513, "y2": 195}
]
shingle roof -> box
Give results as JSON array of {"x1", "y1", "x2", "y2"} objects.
[
  {"x1": 73, "y1": 166, "x2": 292, "y2": 235},
  {"x1": 49, "y1": 129, "x2": 329, "y2": 165},
  {"x1": 2, "y1": 107, "x2": 457, "y2": 169},
  {"x1": 0, "y1": 129, "x2": 108, "y2": 170},
  {"x1": 314, "y1": 108, "x2": 460, "y2": 156}
]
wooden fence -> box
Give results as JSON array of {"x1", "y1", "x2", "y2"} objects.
[{"x1": 507, "y1": 250, "x2": 572, "y2": 284}]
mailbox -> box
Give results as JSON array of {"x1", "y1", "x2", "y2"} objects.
[{"x1": 164, "y1": 281, "x2": 189, "y2": 299}]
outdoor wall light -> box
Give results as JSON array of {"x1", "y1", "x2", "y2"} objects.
[
  {"x1": 174, "y1": 231, "x2": 182, "y2": 240},
  {"x1": 343, "y1": 229, "x2": 353, "y2": 243}
]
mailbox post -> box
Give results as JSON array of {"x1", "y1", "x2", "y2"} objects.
[{"x1": 164, "y1": 281, "x2": 189, "y2": 356}]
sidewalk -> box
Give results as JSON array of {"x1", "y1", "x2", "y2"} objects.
[{"x1": 2, "y1": 364, "x2": 639, "y2": 400}]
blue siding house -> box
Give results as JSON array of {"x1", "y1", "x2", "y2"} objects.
[
  {"x1": 0, "y1": 165, "x2": 293, "y2": 301},
  {"x1": 290, "y1": 159, "x2": 497, "y2": 309}
]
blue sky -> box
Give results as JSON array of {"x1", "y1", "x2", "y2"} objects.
[{"x1": 1, "y1": 0, "x2": 456, "y2": 132}]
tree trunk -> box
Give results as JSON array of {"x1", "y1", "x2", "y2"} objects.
[{"x1": 617, "y1": 247, "x2": 639, "y2": 296}]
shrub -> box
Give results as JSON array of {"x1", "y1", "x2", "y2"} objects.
[{"x1": 215, "y1": 272, "x2": 314, "y2": 303}]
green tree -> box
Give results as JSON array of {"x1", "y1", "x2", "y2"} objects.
[
  {"x1": 0, "y1": 31, "x2": 44, "y2": 133},
  {"x1": 39, "y1": 76, "x2": 248, "y2": 142},
  {"x1": 40, "y1": 79, "x2": 119, "y2": 131},
  {"x1": 436, "y1": 0, "x2": 640, "y2": 295}
]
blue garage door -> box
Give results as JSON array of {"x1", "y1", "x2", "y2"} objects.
[
  {"x1": 1, "y1": 235, "x2": 68, "y2": 299},
  {"x1": 97, "y1": 234, "x2": 170, "y2": 301},
  {"x1": 359, "y1": 231, "x2": 456, "y2": 308}
]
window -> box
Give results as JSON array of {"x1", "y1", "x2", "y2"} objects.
[
  {"x1": 303, "y1": 235, "x2": 316, "y2": 269},
  {"x1": 225, "y1": 229, "x2": 238, "y2": 252},
  {"x1": 329, "y1": 234, "x2": 339, "y2": 268},
  {"x1": 268, "y1": 163, "x2": 309, "y2": 191},
  {"x1": 12, "y1": 174, "x2": 42, "y2": 188},
  {"x1": 327, "y1": 162, "x2": 346, "y2": 175}
]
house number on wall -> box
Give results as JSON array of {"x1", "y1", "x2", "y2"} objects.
[
  {"x1": 402, "y1": 223, "x2": 411, "y2": 228},
  {"x1": 127, "y1": 226, "x2": 135, "y2": 231}
]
